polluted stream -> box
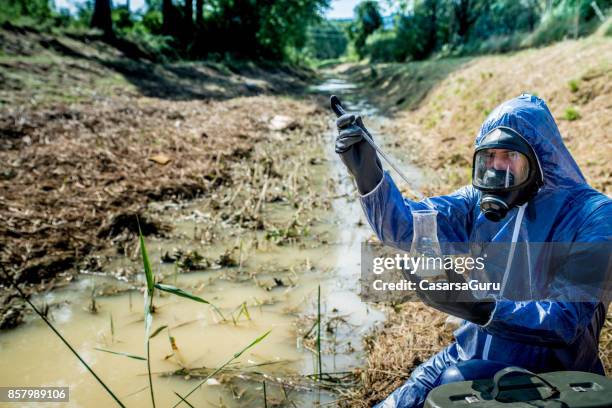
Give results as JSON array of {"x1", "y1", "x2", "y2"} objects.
[{"x1": 0, "y1": 78, "x2": 424, "y2": 407}]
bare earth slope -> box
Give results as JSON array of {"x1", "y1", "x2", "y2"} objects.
[{"x1": 388, "y1": 36, "x2": 610, "y2": 196}]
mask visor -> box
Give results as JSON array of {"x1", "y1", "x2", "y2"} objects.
[{"x1": 473, "y1": 148, "x2": 530, "y2": 190}]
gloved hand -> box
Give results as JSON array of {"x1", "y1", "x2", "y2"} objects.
[
  {"x1": 406, "y1": 268, "x2": 495, "y2": 325},
  {"x1": 335, "y1": 113, "x2": 383, "y2": 194}
]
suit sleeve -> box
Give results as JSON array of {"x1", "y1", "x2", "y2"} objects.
[{"x1": 359, "y1": 171, "x2": 477, "y2": 251}]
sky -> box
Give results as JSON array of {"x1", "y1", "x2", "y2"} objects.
[
  {"x1": 326, "y1": 0, "x2": 362, "y2": 19},
  {"x1": 53, "y1": 0, "x2": 379, "y2": 19},
  {"x1": 55, "y1": 0, "x2": 146, "y2": 14}
]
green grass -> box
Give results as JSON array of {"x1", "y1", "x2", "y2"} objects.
[
  {"x1": 564, "y1": 106, "x2": 581, "y2": 121},
  {"x1": 568, "y1": 79, "x2": 580, "y2": 93},
  {"x1": 109, "y1": 313, "x2": 115, "y2": 342},
  {"x1": 350, "y1": 57, "x2": 470, "y2": 112},
  {"x1": 317, "y1": 285, "x2": 322, "y2": 381},
  {"x1": 170, "y1": 330, "x2": 272, "y2": 407},
  {"x1": 230, "y1": 301, "x2": 252, "y2": 325},
  {"x1": 139, "y1": 224, "x2": 157, "y2": 408},
  {"x1": 95, "y1": 348, "x2": 146, "y2": 361},
  {"x1": 137, "y1": 230, "x2": 271, "y2": 407}
]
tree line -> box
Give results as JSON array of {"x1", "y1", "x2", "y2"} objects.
[
  {"x1": 1, "y1": 0, "x2": 331, "y2": 60},
  {"x1": 2, "y1": 0, "x2": 610, "y2": 63},
  {"x1": 349, "y1": 0, "x2": 612, "y2": 62}
]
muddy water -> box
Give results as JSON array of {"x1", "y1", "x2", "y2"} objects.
[{"x1": 0, "y1": 78, "x2": 422, "y2": 407}]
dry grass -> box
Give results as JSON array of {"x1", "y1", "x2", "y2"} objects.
[
  {"x1": 339, "y1": 304, "x2": 452, "y2": 407},
  {"x1": 0, "y1": 95, "x2": 326, "y2": 284},
  {"x1": 383, "y1": 37, "x2": 612, "y2": 195},
  {"x1": 0, "y1": 25, "x2": 330, "y2": 329},
  {"x1": 341, "y1": 36, "x2": 612, "y2": 406}
]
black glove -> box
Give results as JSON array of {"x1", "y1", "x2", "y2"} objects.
[
  {"x1": 406, "y1": 267, "x2": 495, "y2": 325},
  {"x1": 335, "y1": 113, "x2": 384, "y2": 194}
]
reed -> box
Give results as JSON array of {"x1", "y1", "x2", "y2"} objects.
[
  {"x1": 138, "y1": 229, "x2": 272, "y2": 406},
  {"x1": 95, "y1": 348, "x2": 146, "y2": 361},
  {"x1": 109, "y1": 313, "x2": 115, "y2": 343},
  {"x1": 171, "y1": 330, "x2": 272, "y2": 407},
  {"x1": 317, "y1": 284, "x2": 323, "y2": 381},
  {"x1": 0, "y1": 267, "x2": 125, "y2": 407},
  {"x1": 140, "y1": 226, "x2": 157, "y2": 408},
  {"x1": 154, "y1": 283, "x2": 226, "y2": 322}
]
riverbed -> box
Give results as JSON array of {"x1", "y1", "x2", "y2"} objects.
[{"x1": 0, "y1": 77, "x2": 424, "y2": 408}]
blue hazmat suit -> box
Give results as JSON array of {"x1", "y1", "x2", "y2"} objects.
[{"x1": 360, "y1": 94, "x2": 612, "y2": 408}]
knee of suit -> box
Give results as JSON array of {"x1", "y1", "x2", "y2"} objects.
[{"x1": 439, "y1": 360, "x2": 515, "y2": 385}]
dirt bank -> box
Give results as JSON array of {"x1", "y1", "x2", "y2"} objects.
[
  {"x1": 337, "y1": 36, "x2": 612, "y2": 406},
  {"x1": 0, "y1": 24, "x2": 329, "y2": 328},
  {"x1": 344, "y1": 37, "x2": 611, "y2": 196}
]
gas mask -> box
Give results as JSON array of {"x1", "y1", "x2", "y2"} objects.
[{"x1": 472, "y1": 127, "x2": 543, "y2": 222}]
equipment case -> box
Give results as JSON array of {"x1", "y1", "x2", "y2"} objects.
[{"x1": 425, "y1": 367, "x2": 612, "y2": 407}]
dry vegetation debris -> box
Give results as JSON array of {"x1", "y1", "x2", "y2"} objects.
[
  {"x1": 0, "y1": 95, "x2": 327, "y2": 283},
  {"x1": 0, "y1": 25, "x2": 330, "y2": 329},
  {"x1": 340, "y1": 304, "x2": 453, "y2": 407}
]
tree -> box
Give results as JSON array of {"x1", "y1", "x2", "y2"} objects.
[
  {"x1": 422, "y1": 0, "x2": 440, "y2": 53},
  {"x1": 195, "y1": 0, "x2": 204, "y2": 27},
  {"x1": 348, "y1": 0, "x2": 383, "y2": 58},
  {"x1": 452, "y1": 0, "x2": 484, "y2": 42},
  {"x1": 91, "y1": 0, "x2": 113, "y2": 36},
  {"x1": 184, "y1": 0, "x2": 193, "y2": 29},
  {"x1": 256, "y1": 0, "x2": 330, "y2": 59},
  {"x1": 390, "y1": 0, "x2": 450, "y2": 61},
  {"x1": 304, "y1": 19, "x2": 349, "y2": 60},
  {"x1": 2, "y1": 0, "x2": 52, "y2": 21},
  {"x1": 113, "y1": 4, "x2": 134, "y2": 31},
  {"x1": 162, "y1": 0, "x2": 176, "y2": 35}
]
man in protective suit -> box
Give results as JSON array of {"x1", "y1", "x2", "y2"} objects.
[{"x1": 334, "y1": 94, "x2": 611, "y2": 408}]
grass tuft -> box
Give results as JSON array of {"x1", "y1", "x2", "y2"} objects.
[
  {"x1": 564, "y1": 106, "x2": 581, "y2": 121},
  {"x1": 568, "y1": 79, "x2": 580, "y2": 93}
]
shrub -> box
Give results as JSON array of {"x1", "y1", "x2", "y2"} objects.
[
  {"x1": 605, "y1": 18, "x2": 612, "y2": 36},
  {"x1": 365, "y1": 29, "x2": 402, "y2": 62},
  {"x1": 564, "y1": 107, "x2": 581, "y2": 121},
  {"x1": 523, "y1": 6, "x2": 605, "y2": 48},
  {"x1": 568, "y1": 79, "x2": 580, "y2": 93},
  {"x1": 454, "y1": 32, "x2": 525, "y2": 56}
]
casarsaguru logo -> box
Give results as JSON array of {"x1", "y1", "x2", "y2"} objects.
[{"x1": 371, "y1": 279, "x2": 500, "y2": 292}]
